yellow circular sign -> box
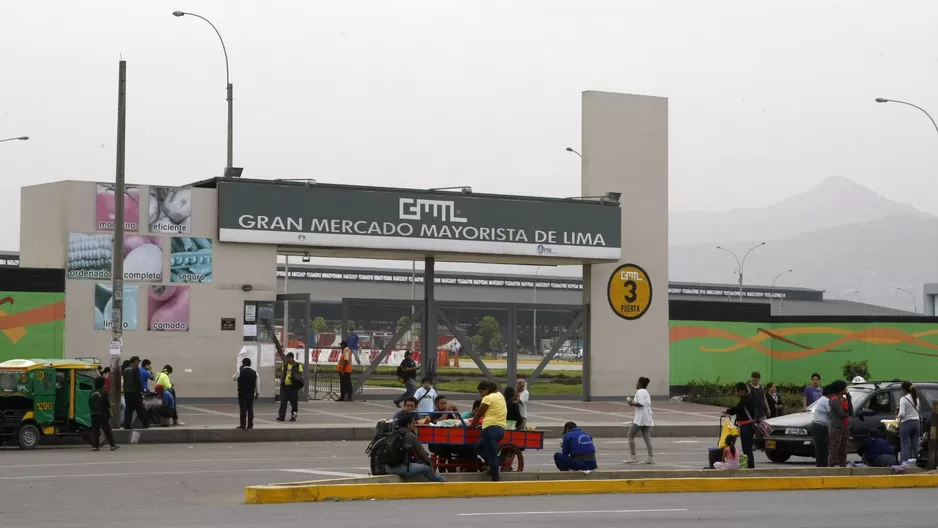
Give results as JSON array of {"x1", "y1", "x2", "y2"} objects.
[
  {"x1": 607, "y1": 263, "x2": 653, "y2": 320},
  {"x1": 36, "y1": 370, "x2": 45, "y2": 380}
]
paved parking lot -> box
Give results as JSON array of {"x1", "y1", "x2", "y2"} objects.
[{"x1": 171, "y1": 398, "x2": 724, "y2": 429}]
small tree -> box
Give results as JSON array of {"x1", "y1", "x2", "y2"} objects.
[
  {"x1": 842, "y1": 360, "x2": 871, "y2": 381},
  {"x1": 396, "y1": 315, "x2": 410, "y2": 331},
  {"x1": 474, "y1": 316, "x2": 504, "y2": 357},
  {"x1": 311, "y1": 316, "x2": 328, "y2": 334}
]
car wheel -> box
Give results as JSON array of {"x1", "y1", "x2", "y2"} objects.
[
  {"x1": 765, "y1": 450, "x2": 791, "y2": 463},
  {"x1": 17, "y1": 424, "x2": 40, "y2": 450}
]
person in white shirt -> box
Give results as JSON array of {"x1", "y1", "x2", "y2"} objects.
[
  {"x1": 624, "y1": 376, "x2": 654, "y2": 465},
  {"x1": 897, "y1": 381, "x2": 921, "y2": 463},
  {"x1": 412, "y1": 376, "x2": 438, "y2": 417},
  {"x1": 516, "y1": 377, "x2": 530, "y2": 429},
  {"x1": 810, "y1": 385, "x2": 831, "y2": 467}
]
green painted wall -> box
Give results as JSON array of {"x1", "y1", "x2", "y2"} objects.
[
  {"x1": 0, "y1": 292, "x2": 65, "y2": 363},
  {"x1": 670, "y1": 320, "x2": 938, "y2": 385}
]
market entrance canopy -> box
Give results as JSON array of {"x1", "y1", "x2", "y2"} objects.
[{"x1": 210, "y1": 179, "x2": 622, "y2": 264}]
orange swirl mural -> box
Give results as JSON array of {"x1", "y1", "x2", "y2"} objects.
[
  {"x1": 0, "y1": 292, "x2": 66, "y2": 362},
  {"x1": 669, "y1": 321, "x2": 938, "y2": 386}
]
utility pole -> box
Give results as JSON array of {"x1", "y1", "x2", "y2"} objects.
[{"x1": 108, "y1": 60, "x2": 127, "y2": 428}]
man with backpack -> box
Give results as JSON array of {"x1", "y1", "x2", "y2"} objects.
[
  {"x1": 392, "y1": 351, "x2": 418, "y2": 408},
  {"x1": 277, "y1": 352, "x2": 304, "y2": 422},
  {"x1": 373, "y1": 412, "x2": 445, "y2": 482}
]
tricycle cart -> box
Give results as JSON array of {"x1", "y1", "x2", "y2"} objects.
[{"x1": 415, "y1": 419, "x2": 544, "y2": 473}]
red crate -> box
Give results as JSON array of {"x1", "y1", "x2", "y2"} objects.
[{"x1": 416, "y1": 426, "x2": 544, "y2": 450}]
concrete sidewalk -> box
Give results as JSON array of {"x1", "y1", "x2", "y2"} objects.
[{"x1": 104, "y1": 398, "x2": 724, "y2": 444}]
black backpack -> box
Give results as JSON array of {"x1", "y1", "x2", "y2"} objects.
[{"x1": 371, "y1": 431, "x2": 408, "y2": 468}]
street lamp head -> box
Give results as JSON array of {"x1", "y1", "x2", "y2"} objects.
[
  {"x1": 17, "y1": 136, "x2": 28, "y2": 141},
  {"x1": 758, "y1": 242, "x2": 766, "y2": 246},
  {"x1": 172, "y1": 11, "x2": 186, "y2": 17},
  {"x1": 875, "y1": 98, "x2": 889, "y2": 103},
  {"x1": 565, "y1": 147, "x2": 574, "y2": 152}
]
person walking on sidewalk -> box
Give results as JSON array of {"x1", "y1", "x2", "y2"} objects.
[
  {"x1": 811, "y1": 385, "x2": 831, "y2": 467},
  {"x1": 277, "y1": 352, "x2": 304, "y2": 422},
  {"x1": 89, "y1": 376, "x2": 118, "y2": 451},
  {"x1": 234, "y1": 357, "x2": 259, "y2": 429},
  {"x1": 827, "y1": 380, "x2": 854, "y2": 467},
  {"x1": 393, "y1": 351, "x2": 418, "y2": 408},
  {"x1": 122, "y1": 356, "x2": 149, "y2": 430},
  {"x1": 337, "y1": 340, "x2": 355, "y2": 402},
  {"x1": 725, "y1": 382, "x2": 757, "y2": 469},
  {"x1": 624, "y1": 376, "x2": 655, "y2": 465}
]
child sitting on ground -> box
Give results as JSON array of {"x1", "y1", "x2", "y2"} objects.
[{"x1": 714, "y1": 435, "x2": 740, "y2": 470}]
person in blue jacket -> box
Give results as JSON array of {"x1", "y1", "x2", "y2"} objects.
[
  {"x1": 857, "y1": 429, "x2": 899, "y2": 467},
  {"x1": 347, "y1": 328, "x2": 361, "y2": 366},
  {"x1": 554, "y1": 421, "x2": 597, "y2": 472}
]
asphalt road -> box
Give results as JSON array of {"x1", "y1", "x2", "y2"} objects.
[{"x1": 0, "y1": 438, "x2": 909, "y2": 528}]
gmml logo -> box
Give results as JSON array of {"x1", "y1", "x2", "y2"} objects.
[{"x1": 399, "y1": 198, "x2": 467, "y2": 223}]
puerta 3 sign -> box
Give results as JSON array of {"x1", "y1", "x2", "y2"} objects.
[{"x1": 217, "y1": 181, "x2": 622, "y2": 260}]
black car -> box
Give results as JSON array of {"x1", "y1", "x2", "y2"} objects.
[{"x1": 755, "y1": 381, "x2": 936, "y2": 463}]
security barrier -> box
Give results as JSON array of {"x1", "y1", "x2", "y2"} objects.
[{"x1": 310, "y1": 364, "x2": 366, "y2": 401}]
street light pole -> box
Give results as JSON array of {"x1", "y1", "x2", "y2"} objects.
[
  {"x1": 108, "y1": 61, "x2": 128, "y2": 428},
  {"x1": 897, "y1": 287, "x2": 918, "y2": 313},
  {"x1": 771, "y1": 269, "x2": 793, "y2": 310},
  {"x1": 875, "y1": 98, "x2": 938, "y2": 136},
  {"x1": 533, "y1": 266, "x2": 541, "y2": 355},
  {"x1": 716, "y1": 242, "x2": 766, "y2": 300},
  {"x1": 173, "y1": 11, "x2": 233, "y2": 172},
  {"x1": 0, "y1": 136, "x2": 28, "y2": 143}
]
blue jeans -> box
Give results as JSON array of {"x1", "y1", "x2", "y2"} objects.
[
  {"x1": 475, "y1": 426, "x2": 505, "y2": 481},
  {"x1": 386, "y1": 462, "x2": 445, "y2": 482},
  {"x1": 394, "y1": 379, "x2": 417, "y2": 405},
  {"x1": 554, "y1": 453, "x2": 597, "y2": 471},
  {"x1": 900, "y1": 420, "x2": 921, "y2": 462}
]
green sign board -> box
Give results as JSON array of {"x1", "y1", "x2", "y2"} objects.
[{"x1": 217, "y1": 181, "x2": 621, "y2": 260}]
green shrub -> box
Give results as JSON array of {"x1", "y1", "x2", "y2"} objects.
[
  {"x1": 683, "y1": 379, "x2": 804, "y2": 411},
  {"x1": 842, "y1": 360, "x2": 871, "y2": 381}
]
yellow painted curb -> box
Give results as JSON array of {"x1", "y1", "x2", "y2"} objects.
[{"x1": 245, "y1": 474, "x2": 938, "y2": 504}]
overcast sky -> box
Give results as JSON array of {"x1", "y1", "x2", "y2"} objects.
[{"x1": 3, "y1": 1, "x2": 938, "y2": 275}]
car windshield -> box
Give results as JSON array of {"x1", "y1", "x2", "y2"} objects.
[{"x1": 806, "y1": 389, "x2": 869, "y2": 411}]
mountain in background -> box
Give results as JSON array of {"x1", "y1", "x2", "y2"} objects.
[
  {"x1": 669, "y1": 178, "x2": 938, "y2": 312},
  {"x1": 670, "y1": 176, "x2": 933, "y2": 247}
]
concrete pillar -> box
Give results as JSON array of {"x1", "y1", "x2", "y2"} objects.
[{"x1": 581, "y1": 91, "x2": 669, "y2": 398}]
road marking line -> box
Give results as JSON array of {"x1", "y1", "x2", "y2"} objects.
[
  {"x1": 528, "y1": 401, "x2": 608, "y2": 415},
  {"x1": 280, "y1": 469, "x2": 365, "y2": 478},
  {"x1": 457, "y1": 508, "x2": 689, "y2": 517},
  {"x1": 0, "y1": 455, "x2": 364, "y2": 470},
  {"x1": 308, "y1": 408, "x2": 379, "y2": 424},
  {"x1": 0, "y1": 467, "x2": 368, "y2": 481},
  {"x1": 178, "y1": 404, "x2": 278, "y2": 425}
]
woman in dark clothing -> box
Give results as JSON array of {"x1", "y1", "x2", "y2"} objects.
[
  {"x1": 503, "y1": 387, "x2": 523, "y2": 428},
  {"x1": 724, "y1": 382, "x2": 757, "y2": 468},
  {"x1": 767, "y1": 382, "x2": 783, "y2": 418},
  {"x1": 827, "y1": 380, "x2": 854, "y2": 467}
]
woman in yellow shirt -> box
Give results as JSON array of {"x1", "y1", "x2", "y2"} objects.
[{"x1": 471, "y1": 380, "x2": 507, "y2": 481}]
